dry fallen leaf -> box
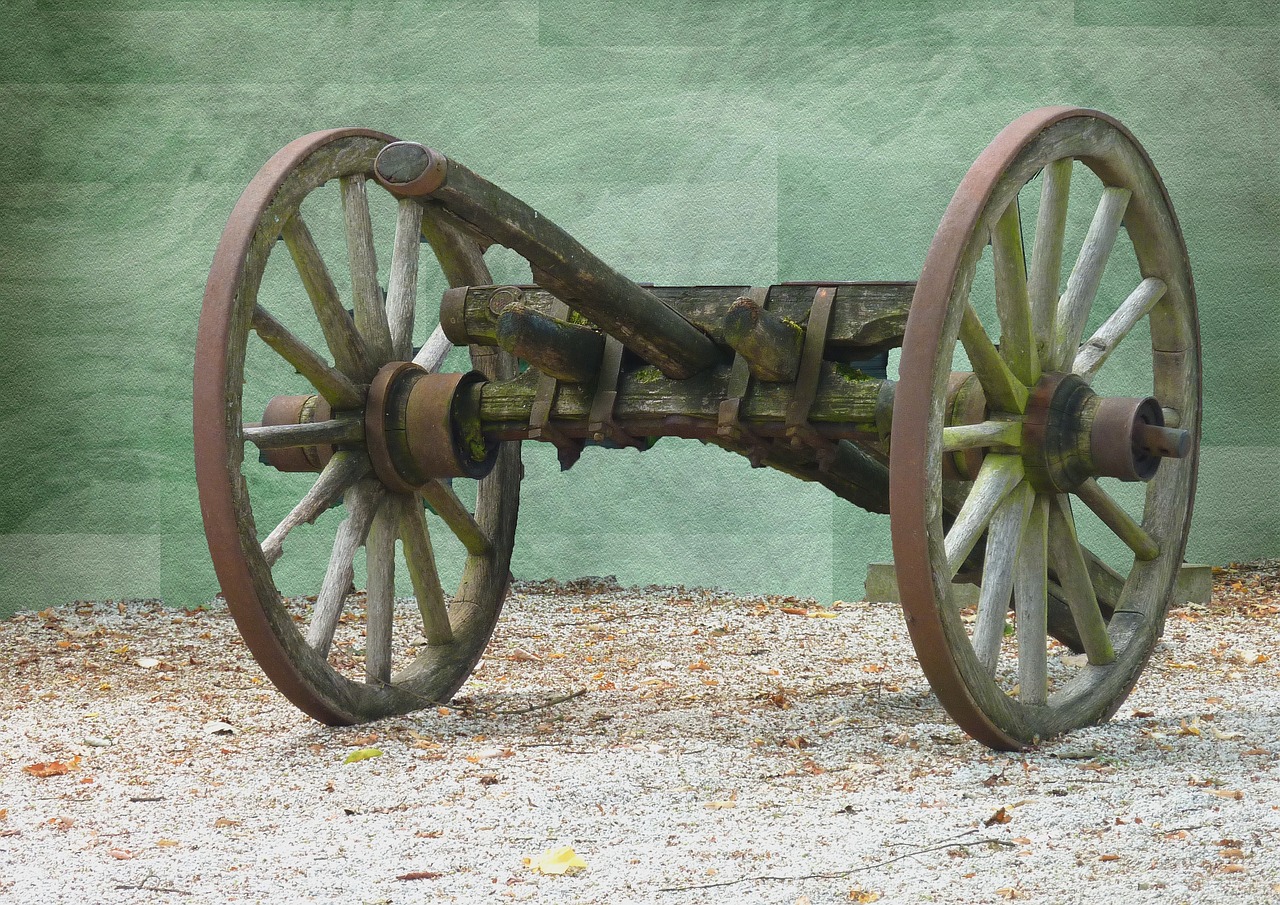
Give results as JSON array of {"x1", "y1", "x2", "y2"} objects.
[
  {"x1": 156, "y1": 839, "x2": 179, "y2": 847},
  {"x1": 984, "y1": 807, "x2": 1012, "y2": 826},
  {"x1": 1099, "y1": 853, "x2": 1119, "y2": 862},
  {"x1": 108, "y1": 849, "x2": 134, "y2": 860},
  {"x1": 213, "y1": 818, "x2": 239, "y2": 828},
  {"x1": 396, "y1": 870, "x2": 443, "y2": 881},
  {"x1": 848, "y1": 888, "x2": 881, "y2": 902},
  {"x1": 524, "y1": 846, "x2": 587, "y2": 875},
  {"x1": 343, "y1": 748, "x2": 384, "y2": 764},
  {"x1": 22, "y1": 756, "x2": 81, "y2": 777}
]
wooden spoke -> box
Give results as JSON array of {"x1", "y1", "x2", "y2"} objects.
[
  {"x1": 251, "y1": 306, "x2": 364, "y2": 410},
  {"x1": 1075, "y1": 478, "x2": 1160, "y2": 561},
  {"x1": 1014, "y1": 494, "x2": 1049, "y2": 704},
  {"x1": 386, "y1": 199, "x2": 424, "y2": 360},
  {"x1": 1027, "y1": 158, "x2": 1073, "y2": 348},
  {"x1": 420, "y1": 203, "x2": 495, "y2": 287},
  {"x1": 397, "y1": 494, "x2": 453, "y2": 645},
  {"x1": 1072, "y1": 277, "x2": 1167, "y2": 381},
  {"x1": 960, "y1": 304, "x2": 1029, "y2": 413},
  {"x1": 972, "y1": 483, "x2": 1033, "y2": 674},
  {"x1": 990, "y1": 198, "x2": 1039, "y2": 385},
  {"x1": 412, "y1": 324, "x2": 453, "y2": 374},
  {"x1": 243, "y1": 418, "x2": 363, "y2": 450},
  {"x1": 280, "y1": 213, "x2": 376, "y2": 381},
  {"x1": 306, "y1": 480, "x2": 385, "y2": 658},
  {"x1": 1047, "y1": 495, "x2": 1115, "y2": 664},
  {"x1": 339, "y1": 174, "x2": 395, "y2": 365},
  {"x1": 260, "y1": 450, "x2": 370, "y2": 566},
  {"x1": 1050, "y1": 187, "x2": 1132, "y2": 369},
  {"x1": 419, "y1": 478, "x2": 492, "y2": 556},
  {"x1": 364, "y1": 499, "x2": 397, "y2": 684},
  {"x1": 944, "y1": 454, "x2": 1025, "y2": 578},
  {"x1": 942, "y1": 420, "x2": 1022, "y2": 452}
]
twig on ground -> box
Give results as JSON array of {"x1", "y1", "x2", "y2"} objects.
[
  {"x1": 115, "y1": 872, "x2": 191, "y2": 895},
  {"x1": 555, "y1": 610, "x2": 664, "y2": 626},
  {"x1": 658, "y1": 829, "x2": 1015, "y2": 892},
  {"x1": 463, "y1": 688, "x2": 588, "y2": 717}
]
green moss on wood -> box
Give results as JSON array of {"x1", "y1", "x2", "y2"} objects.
[{"x1": 835, "y1": 362, "x2": 872, "y2": 382}]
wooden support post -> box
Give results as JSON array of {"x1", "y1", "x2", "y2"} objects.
[
  {"x1": 722, "y1": 293, "x2": 804, "y2": 382},
  {"x1": 495, "y1": 303, "x2": 605, "y2": 383}
]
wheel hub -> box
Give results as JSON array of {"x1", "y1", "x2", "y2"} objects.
[
  {"x1": 363, "y1": 362, "x2": 498, "y2": 492},
  {"x1": 1020, "y1": 372, "x2": 1188, "y2": 492}
]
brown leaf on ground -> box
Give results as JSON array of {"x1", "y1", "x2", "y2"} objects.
[
  {"x1": 396, "y1": 870, "x2": 443, "y2": 881},
  {"x1": 22, "y1": 756, "x2": 81, "y2": 777},
  {"x1": 984, "y1": 807, "x2": 1012, "y2": 826}
]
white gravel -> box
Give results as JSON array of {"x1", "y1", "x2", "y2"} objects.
[{"x1": 2, "y1": 573, "x2": 1278, "y2": 904}]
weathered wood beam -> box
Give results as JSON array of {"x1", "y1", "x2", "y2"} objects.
[
  {"x1": 442, "y1": 282, "x2": 913, "y2": 359},
  {"x1": 478, "y1": 362, "x2": 885, "y2": 436},
  {"x1": 374, "y1": 142, "x2": 719, "y2": 379}
]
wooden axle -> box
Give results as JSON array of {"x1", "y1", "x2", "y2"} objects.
[{"x1": 475, "y1": 361, "x2": 889, "y2": 441}]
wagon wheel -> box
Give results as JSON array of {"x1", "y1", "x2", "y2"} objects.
[
  {"x1": 195, "y1": 129, "x2": 520, "y2": 724},
  {"x1": 889, "y1": 107, "x2": 1200, "y2": 749}
]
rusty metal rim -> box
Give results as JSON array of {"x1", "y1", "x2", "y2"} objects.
[
  {"x1": 888, "y1": 107, "x2": 1197, "y2": 750},
  {"x1": 195, "y1": 128, "x2": 398, "y2": 724}
]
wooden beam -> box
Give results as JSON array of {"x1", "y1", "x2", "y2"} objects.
[
  {"x1": 383, "y1": 146, "x2": 720, "y2": 378},
  {"x1": 478, "y1": 361, "x2": 885, "y2": 435},
  {"x1": 443, "y1": 282, "x2": 913, "y2": 359}
]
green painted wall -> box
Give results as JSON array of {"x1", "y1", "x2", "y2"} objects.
[{"x1": 1, "y1": 0, "x2": 1276, "y2": 615}]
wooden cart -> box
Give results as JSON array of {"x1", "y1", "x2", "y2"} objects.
[{"x1": 194, "y1": 107, "x2": 1199, "y2": 750}]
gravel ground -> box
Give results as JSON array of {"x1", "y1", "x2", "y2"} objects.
[{"x1": 1, "y1": 566, "x2": 1278, "y2": 904}]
